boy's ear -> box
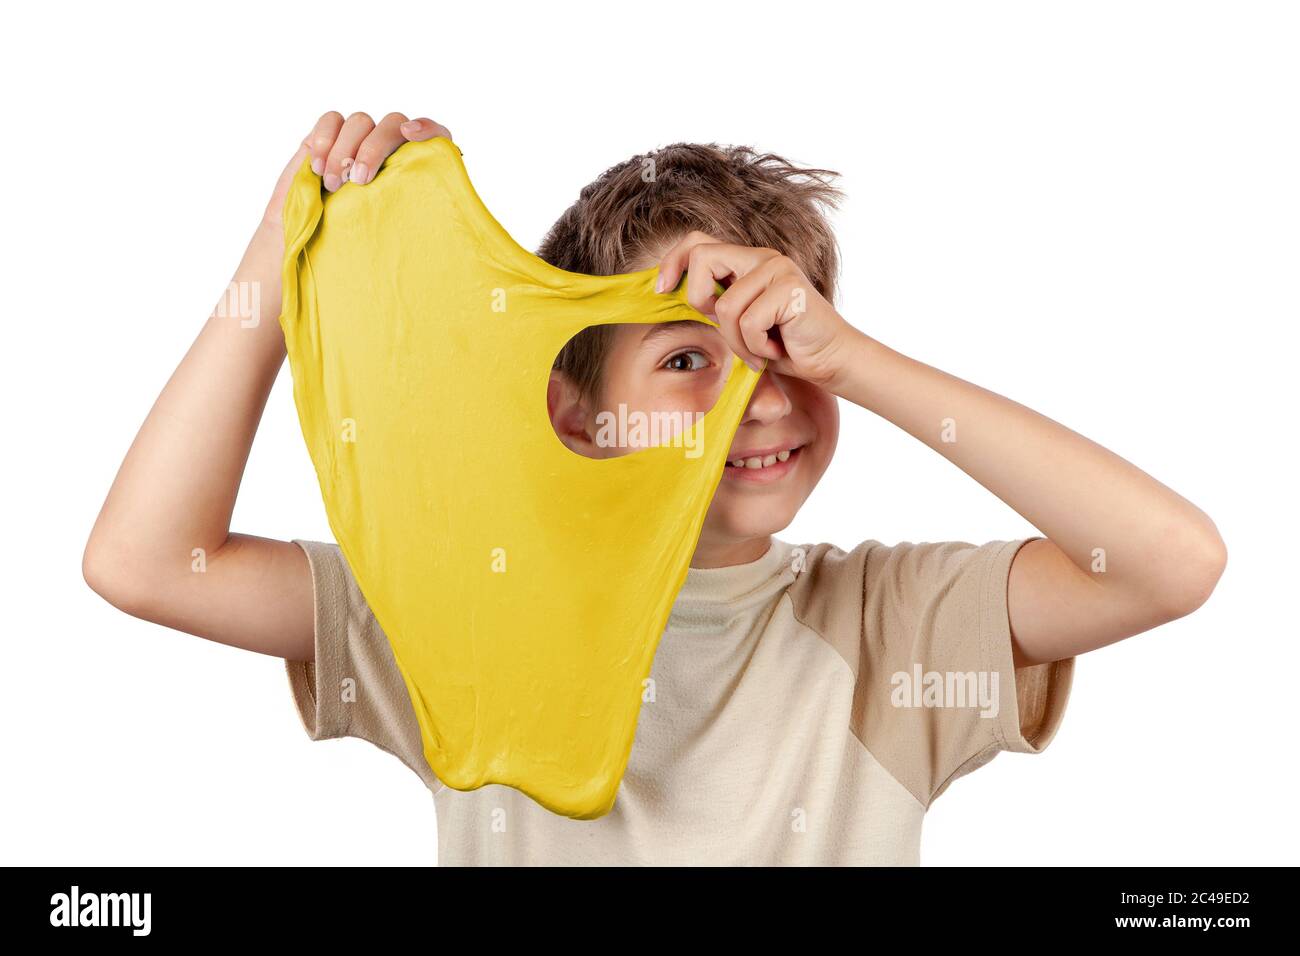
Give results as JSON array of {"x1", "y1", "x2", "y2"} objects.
[{"x1": 547, "y1": 370, "x2": 601, "y2": 458}]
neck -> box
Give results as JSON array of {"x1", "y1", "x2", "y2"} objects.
[{"x1": 689, "y1": 532, "x2": 774, "y2": 569}]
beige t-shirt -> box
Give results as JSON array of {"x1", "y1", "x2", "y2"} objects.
[{"x1": 284, "y1": 535, "x2": 1074, "y2": 865}]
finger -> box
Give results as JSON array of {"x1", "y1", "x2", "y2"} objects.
[
  {"x1": 349, "y1": 112, "x2": 409, "y2": 186},
  {"x1": 323, "y1": 111, "x2": 377, "y2": 192},
  {"x1": 399, "y1": 117, "x2": 453, "y2": 142},
  {"x1": 303, "y1": 111, "x2": 345, "y2": 177},
  {"x1": 713, "y1": 265, "x2": 773, "y2": 353},
  {"x1": 654, "y1": 230, "x2": 721, "y2": 294},
  {"x1": 702, "y1": 265, "x2": 769, "y2": 370},
  {"x1": 684, "y1": 242, "x2": 780, "y2": 317},
  {"x1": 714, "y1": 315, "x2": 766, "y2": 374},
  {"x1": 736, "y1": 285, "x2": 794, "y2": 362}
]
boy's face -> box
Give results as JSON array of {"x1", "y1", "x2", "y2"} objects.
[{"x1": 548, "y1": 312, "x2": 838, "y2": 561}]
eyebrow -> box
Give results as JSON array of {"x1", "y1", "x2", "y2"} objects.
[{"x1": 639, "y1": 320, "x2": 710, "y2": 348}]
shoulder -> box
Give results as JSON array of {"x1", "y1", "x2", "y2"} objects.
[
  {"x1": 782, "y1": 538, "x2": 1026, "y2": 652},
  {"x1": 783, "y1": 538, "x2": 986, "y2": 616},
  {"x1": 784, "y1": 539, "x2": 879, "y2": 626},
  {"x1": 781, "y1": 540, "x2": 881, "y2": 672},
  {"x1": 789, "y1": 538, "x2": 1024, "y2": 602}
]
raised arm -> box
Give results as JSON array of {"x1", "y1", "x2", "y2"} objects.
[
  {"x1": 826, "y1": 335, "x2": 1227, "y2": 667},
  {"x1": 655, "y1": 232, "x2": 1228, "y2": 668},
  {"x1": 82, "y1": 111, "x2": 452, "y2": 661}
]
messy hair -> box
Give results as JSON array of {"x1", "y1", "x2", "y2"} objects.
[{"x1": 537, "y1": 143, "x2": 844, "y2": 402}]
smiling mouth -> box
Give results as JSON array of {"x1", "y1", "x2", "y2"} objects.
[{"x1": 722, "y1": 443, "x2": 805, "y2": 483}]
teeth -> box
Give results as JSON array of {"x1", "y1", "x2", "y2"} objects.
[{"x1": 728, "y1": 447, "x2": 798, "y2": 469}]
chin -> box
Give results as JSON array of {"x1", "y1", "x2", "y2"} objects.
[{"x1": 701, "y1": 497, "x2": 798, "y2": 542}]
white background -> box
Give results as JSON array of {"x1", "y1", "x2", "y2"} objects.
[{"x1": 2, "y1": 1, "x2": 1296, "y2": 865}]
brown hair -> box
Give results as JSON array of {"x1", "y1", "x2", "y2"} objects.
[{"x1": 538, "y1": 142, "x2": 844, "y2": 402}]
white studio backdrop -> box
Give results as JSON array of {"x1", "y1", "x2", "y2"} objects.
[{"x1": 1, "y1": 0, "x2": 1295, "y2": 865}]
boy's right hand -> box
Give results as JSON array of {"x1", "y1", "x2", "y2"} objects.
[{"x1": 262, "y1": 111, "x2": 453, "y2": 231}]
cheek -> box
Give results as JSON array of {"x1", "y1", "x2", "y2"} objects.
[
  {"x1": 800, "y1": 389, "x2": 840, "y2": 479},
  {"x1": 592, "y1": 373, "x2": 648, "y2": 420},
  {"x1": 816, "y1": 394, "x2": 840, "y2": 448},
  {"x1": 621, "y1": 358, "x2": 730, "y2": 419},
  {"x1": 661, "y1": 373, "x2": 728, "y2": 416},
  {"x1": 796, "y1": 382, "x2": 840, "y2": 446}
]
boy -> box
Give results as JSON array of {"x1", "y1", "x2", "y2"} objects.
[{"x1": 83, "y1": 111, "x2": 1226, "y2": 865}]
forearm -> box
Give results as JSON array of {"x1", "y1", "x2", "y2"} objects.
[
  {"x1": 86, "y1": 221, "x2": 288, "y2": 585},
  {"x1": 829, "y1": 330, "x2": 1226, "y2": 611}
]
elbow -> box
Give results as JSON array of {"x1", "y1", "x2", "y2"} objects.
[
  {"x1": 82, "y1": 532, "x2": 153, "y2": 620},
  {"x1": 1152, "y1": 521, "x2": 1228, "y2": 621},
  {"x1": 82, "y1": 533, "x2": 124, "y2": 610}
]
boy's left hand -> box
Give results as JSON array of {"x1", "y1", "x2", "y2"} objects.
[{"x1": 654, "y1": 230, "x2": 859, "y2": 390}]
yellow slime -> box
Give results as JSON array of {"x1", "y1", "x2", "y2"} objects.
[{"x1": 279, "y1": 137, "x2": 764, "y2": 818}]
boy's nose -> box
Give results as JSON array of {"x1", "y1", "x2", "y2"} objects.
[{"x1": 740, "y1": 368, "x2": 793, "y2": 425}]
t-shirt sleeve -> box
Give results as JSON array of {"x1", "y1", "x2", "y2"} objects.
[
  {"x1": 860, "y1": 537, "x2": 1074, "y2": 808},
  {"x1": 283, "y1": 538, "x2": 442, "y2": 794}
]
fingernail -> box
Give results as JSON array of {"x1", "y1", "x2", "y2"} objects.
[
  {"x1": 746, "y1": 359, "x2": 762, "y2": 374},
  {"x1": 654, "y1": 273, "x2": 667, "y2": 293},
  {"x1": 310, "y1": 156, "x2": 324, "y2": 175},
  {"x1": 401, "y1": 120, "x2": 422, "y2": 135},
  {"x1": 323, "y1": 173, "x2": 341, "y2": 192},
  {"x1": 351, "y1": 161, "x2": 369, "y2": 185}
]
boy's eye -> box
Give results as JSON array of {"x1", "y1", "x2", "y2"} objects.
[{"x1": 663, "y1": 349, "x2": 710, "y2": 372}]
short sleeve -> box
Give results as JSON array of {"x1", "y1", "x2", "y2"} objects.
[
  {"x1": 859, "y1": 537, "x2": 1074, "y2": 808},
  {"x1": 284, "y1": 538, "x2": 442, "y2": 794}
]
